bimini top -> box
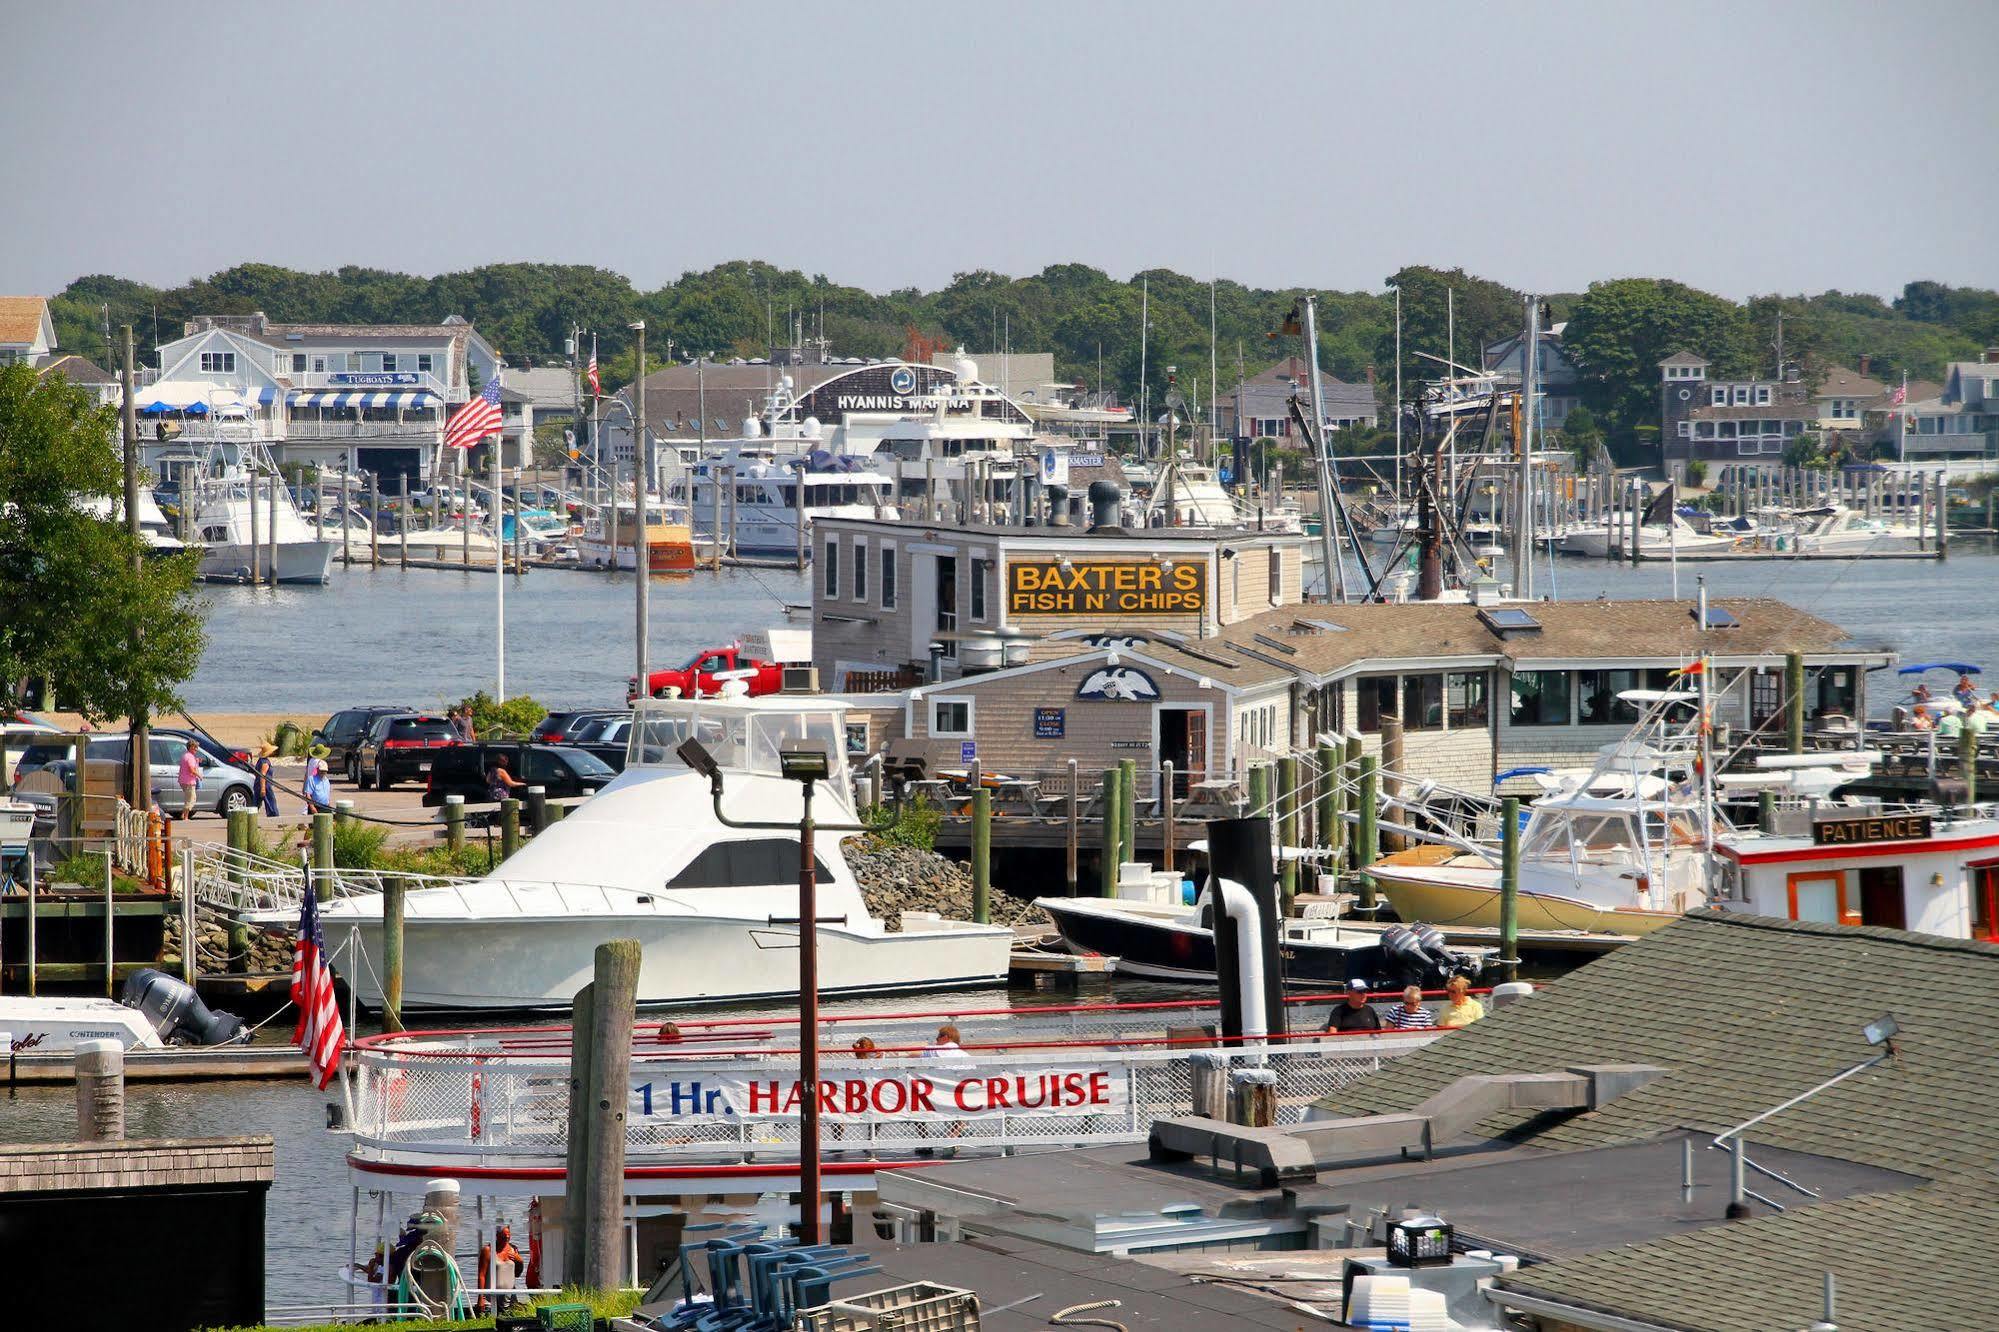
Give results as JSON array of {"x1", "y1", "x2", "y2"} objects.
[{"x1": 626, "y1": 695, "x2": 851, "y2": 783}]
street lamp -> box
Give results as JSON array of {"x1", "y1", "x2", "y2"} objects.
[{"x1": 673, "y1": 736, "x2": 897, "y2": 1244}]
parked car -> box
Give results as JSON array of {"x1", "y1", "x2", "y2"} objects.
[
  {"x1": 355, "y1": 713, "x2": 459, "y2": 790},
  {"x1": 529, "y1": 709, "x2": 627, "y2": 745},
  {"x1": 557, "y1": 714, "x2": 634, "y2": 772},
  {"x1": 15, "y1": 733, "x2": 257, "y2": 817},
  {"x1": 312, "y1": 705, "x2": 414, "y2": 783},
  {"x1": 422, "y1": 742, "x2": 616, "y2": 807}
]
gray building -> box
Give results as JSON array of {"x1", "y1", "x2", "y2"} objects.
[
  {"x1": 1483, "y1": 322, "x2": 1582, "y2": 430},
  {"x1": 1659, "y1": 351, "x2": 1813, "y2": 476},
  {"x1": 1220, "y1": 356, "x2": 1377, "y2": 442}
]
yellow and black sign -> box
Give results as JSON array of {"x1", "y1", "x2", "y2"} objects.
[
  {"x1": 1008, "y1": 560, "x2": 1208, "y2": 616},
  {"x1": 1811, "y1": 813, "x2": 1932, "y2": 847}
]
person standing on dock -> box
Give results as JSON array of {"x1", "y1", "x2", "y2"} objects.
[
  {"x1": 252, "y1": 743, "x2": 280, "y2": 818},
  {"x1": 176, "y1": 739, "x2": 202, "y2": 819}
]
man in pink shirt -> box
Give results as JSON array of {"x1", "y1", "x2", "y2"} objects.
[{"x1": 177, "y1": 739, "x2": 203, "y2": 818}]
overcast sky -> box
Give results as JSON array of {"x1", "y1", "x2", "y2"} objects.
[{"x1": 5, "y1": 0, "x2": 1992, "y2": 302}]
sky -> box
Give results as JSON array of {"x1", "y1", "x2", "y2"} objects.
[{"x1": 5, "y1": 0, "x2": 1994, "y2": 303}]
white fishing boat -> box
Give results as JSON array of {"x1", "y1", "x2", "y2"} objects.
[
  {"x1": 670, "y1": 451, "x2": 896, "y2": 557},
  {"x1": 78, "y1": 490, "x2": 185, "y2": 552},
  {"x1": 1559, "y1": 512, "x2": 1736, "y2": 558},
  {"x1": 1369, "y1": 689, "x2": 1723, "y2": 935},
  {"x1": 1783, "y1": 504, "x2": 1927, "y2": 555},
  {"x1": 288, "y1": 695, "x2": 1013, "y2": 1010}
]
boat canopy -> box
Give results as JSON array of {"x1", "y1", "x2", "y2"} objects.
[
  {"x1": 1899, "y1": 662, "x2": 1980, "y2": 676},
  {"x1": 627, "y1": 697, "x2": 850, "y2": 782}
]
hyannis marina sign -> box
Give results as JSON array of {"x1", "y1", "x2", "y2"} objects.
[{"x1": 1008, "y1": 560, "x2": 1208, "y2": 615}]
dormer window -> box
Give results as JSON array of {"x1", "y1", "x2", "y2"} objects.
[
  {"x1": 1755, "y1": 385, "x2": 1772, "y2": 406},
  {"x1": 1712, "y1": 386, "x2": 1727, "y2": 406}
]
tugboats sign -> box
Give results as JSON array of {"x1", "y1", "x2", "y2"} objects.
[{"x1": 633, "y1": 1065, "x2": 1127, "y2": 1122}]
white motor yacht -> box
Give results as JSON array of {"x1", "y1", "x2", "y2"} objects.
[
  {"x1": 1559, "y1": 512, "x2": 1736, "y2": 558},
  {"x1": 302, "y1": 695, "x2": 1013, "y2": 1011},
  {"x1": 1783, "y1": 504, "x2": 1927, "y2": 555},
  {"x1": 79, "y1": 490, "x2": 185, "y2": 553}
]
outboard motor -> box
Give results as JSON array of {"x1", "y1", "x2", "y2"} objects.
[
  {"x1": 119, "y1": 968, "x2": 250, "y2": 1046},
  {"x1": 1379, "y1": 923, "x2": 1470, "y2": 989},
  {"x1": 1086, "y1": 479, "x2": 1124, "y2": 532}
]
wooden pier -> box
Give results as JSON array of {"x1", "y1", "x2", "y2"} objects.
[{"x1": 4, "y1": 1043, "x2": 308, "y2": 1085}]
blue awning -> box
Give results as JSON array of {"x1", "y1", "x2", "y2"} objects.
[
  {"x1": 1899, "y1": 662, "x2": 1980, "y2": 676},
  {"x1": 287, "y1": 389, "x2": 439, "y2": 410}
]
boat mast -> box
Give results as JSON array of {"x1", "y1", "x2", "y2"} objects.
[
  {"x1": 1514, "y1": 296, "x2": 1537, "y2": 601},
  {"x1": 1299, "y1": 295, "x2": 1345, "y2": 602},
  {"x1": 1394, "y1": 285, "x2": 1403, "y2": 506}
]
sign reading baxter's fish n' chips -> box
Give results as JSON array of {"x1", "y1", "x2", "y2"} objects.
[{"x1": 1008, "y1": 560, "x2": 1207, "y2": 615}]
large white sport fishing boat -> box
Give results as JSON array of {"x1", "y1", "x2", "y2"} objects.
[
  {"x1": 298, "y1": 695, "x2": 1013, "y2": 1010},
  {"x1": 1368, "y1": 688, "x2": 1723, "y2": 935}
]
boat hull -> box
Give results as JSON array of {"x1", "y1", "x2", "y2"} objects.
[
  {"x1": 326, "y1": 911, "x2": 1012, "y2": 1011},
  {"x1": 1041, "y1": 898, "x2": 1399, "y2": 988},
  {"x1": 1371, "y1": 864, "x2": 1681, "y2": 936},
  {"x1": 196, "y1": 539, "x2": 336, "y2": 584}
]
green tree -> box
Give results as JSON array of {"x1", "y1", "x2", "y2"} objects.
[
  {"x1": 1562, "y1": 278, "x2": 1753, "y2": 451},
  {"x1": 0, "y1": 365, "x2": 205, "y2": 719},
  {"x1": 1557, "y1": 403, "x2": 1604, "y2": 462}
]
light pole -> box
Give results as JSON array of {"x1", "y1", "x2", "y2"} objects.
[
  {"x1": 630, "y1": 322, "x2": 649, "y2": 699},
  {"x1": 674, "y1": 736, "x2": 897, "y2": 1245}
]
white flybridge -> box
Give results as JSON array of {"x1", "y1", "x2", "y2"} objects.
[{"x1": 308, "y1": 695, "x2": 1013, "y2": 1011}]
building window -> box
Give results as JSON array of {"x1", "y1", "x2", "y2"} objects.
[
  {"x1": 880, "y1": 546, "x2": 897, "y2": 609},
  {"x1": 1267, "y1": 552, "x2": 1282, "y2": 604},
  {"x1": 1579, "y1": 669, "x2": 1651, "y2": 725},
  {"x1": 312, "y1": 356, "x2": 326, "y2": 373},
  {"x1": 417, "y1": 353, "x2": 433, "y2": 373},
  {"x1": 380, "y1": 354, "x2": 398, "y2": 373},
  {"x1": 1755, "y1": 385, "x2": 1771, "y2": 406},
  {"x1": 930, "y1": 698, "x2": 973, "y2": 737},
  {"x1": 823, "y1": 539, "x2": 839, "y2": 597},
  {"x1": 853, "y1": 539, "x2": 868, "y2": 601},
  {"x1": 1677, "y1": 421, "x2": 1691, "y2": 438},
  {"x1": 1510, "y1": 671, "x2": 1571, "y2": 726},
  {"x1": 1446, "y1": 672, "x2": 1488, "y2": 728},
  {"x1": 1402, "y1": 674, "x2": 1444, "y2": 731},
  {"x1": 200, "y1": 351, "x2": 235, "y2": 373},
  {"x1": 291, "y1": 353, "x2": 306, "y2": 373},
  {"x1": 1695, "y1": 421, "x2": 1715, "y2": 439},
  {"x1": 970, "y1": 557, "x2": 988, "y2": 621},
  {"x1": 1712, "y1": 386, "x2": 1727, "y2": 406},
  {"x1": 1355, "y1": 676, "x2": 1398, "y2": 733}
]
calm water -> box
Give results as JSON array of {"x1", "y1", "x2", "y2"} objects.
[{"x1": 10, "y1": 544, "x2": 1995, "y2": 1306}]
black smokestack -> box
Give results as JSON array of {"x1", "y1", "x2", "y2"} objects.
[{"x1": 1088, "y1": 480, "x2": 1124, "y2": 532}]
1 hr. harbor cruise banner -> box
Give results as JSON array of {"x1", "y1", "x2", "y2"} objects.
[{"x1": 632, "y1": 1064, "x2": 1128, "y2": 1122}]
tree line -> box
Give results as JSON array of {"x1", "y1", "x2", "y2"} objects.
[{"x1": 51, "y1": 261, "x2": 1999, "y2": 465}]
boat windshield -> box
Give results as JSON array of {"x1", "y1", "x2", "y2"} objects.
[
  {"x1": 627, "y1": 700, "x2": 849, "y2": 783},
  {"x1": 1523, "y1": 810, "x2": 1637, "y2": 859}
]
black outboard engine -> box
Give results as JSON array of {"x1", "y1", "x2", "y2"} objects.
[
  {"x1": 1379, "y1": 923, "x2": 1476, "y2": 989},
  {"x1": 119, "y1": 968, "x2": 250, "y2": 1046}
]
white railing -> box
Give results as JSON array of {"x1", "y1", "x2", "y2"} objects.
[
  {"x1": 347, "y1": 1012, "x2": 1442, "y2": 1171},
  {"x1": 284, "y1": 419, "x2": 442, "y2": 440}
]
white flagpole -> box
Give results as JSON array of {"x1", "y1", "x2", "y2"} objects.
[
  {"x1": 494, "y1": 400, "x2": 506, "y2": 702},
  {"x1": 1898, "y1": 369, "x2": 1908, "y2": 465}
]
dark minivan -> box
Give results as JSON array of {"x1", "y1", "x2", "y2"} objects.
[
  {"x1": 422, "y1": 742, "x2": 615, "y2": 807},
  {"x1": 313, "y1": 705, "x2": 413, "y2": 783},
  {"x1": 356, "y1": 713, "x2": 459, "y2": 790}
]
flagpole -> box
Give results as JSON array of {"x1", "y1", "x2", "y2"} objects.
[
  {"x1": 342, "y1": 925, "x2": 359, "y2": 1126},
  {"x1": 495, "y1": 392, "x2": 506, "y2": 701},
  {"x1": 1898, "y1": 369, "x2": 1908, "y2": 465}
]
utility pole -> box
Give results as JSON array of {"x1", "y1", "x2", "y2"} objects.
[
  {"x1": 632, "y1": 322, "x2": 650, "y2": 698},
  {"x1": 120, "y1": 327, "x2": 148, "y2": 813}
]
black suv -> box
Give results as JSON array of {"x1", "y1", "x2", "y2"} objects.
[
  {"x1": 313, "y1": 705, "x2": 413, "y2": 783},
  {"x1": 557, "y1": 713, "x2": 634, "y2": 772},
  {"x1": 356, "y1": 713, "x2": 459, "y2": 790},
  {"x1": 422, "y1": 742, "x2": 616, "y2": 807}
]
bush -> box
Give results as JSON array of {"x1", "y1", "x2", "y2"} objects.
[
  {"x1": 458, "y1": 690, "x2": 547, "y2": 739},
  {"x1": 331, "y1": 818, "x2": 390, "y2": 869},
  {"x1": 1684, "y1": 458, "x2": 1708, "y2": 488},
  {"x1": 864, "y1": 796, "x2": 940, "y2": 852},
  {"x1": 269, "y1": 720, "x2": 309, "y2": 757}
]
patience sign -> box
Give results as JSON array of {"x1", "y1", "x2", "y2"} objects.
[
  {"x1": 633, "y1": 1065, "x2": 1126, "y2": 1122},
  {"x1": 1008, "y1": 560, "x2": 1207, "y2": 616}
]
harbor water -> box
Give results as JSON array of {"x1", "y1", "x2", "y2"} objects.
[{"x1": 3, "y1": 544, "x2": 1994, "y2": 1306}]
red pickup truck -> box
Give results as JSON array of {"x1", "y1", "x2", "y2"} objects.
[{"x1": 629, "y1": 644, "x2": 786, "y2": 701}]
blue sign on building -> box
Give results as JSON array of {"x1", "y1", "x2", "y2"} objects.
[{"x1": 329, "y1": 372, "x2": 422, "y2": 387}]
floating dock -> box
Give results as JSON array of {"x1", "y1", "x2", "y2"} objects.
[{"x1": 5, "y1": 1043, "x2": 308, "y2": 1085}]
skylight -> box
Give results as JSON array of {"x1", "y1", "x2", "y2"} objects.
[
  {"x1": 1694, "y1": 606, "x2": 1740, "y2": 629},
  {"x1": 1478, "y1": 607, "x2": 1541, "y2": 633}
]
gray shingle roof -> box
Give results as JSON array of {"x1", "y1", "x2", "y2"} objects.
[{"x1": 1316, "y1": 912, "x2": 1999, "y2": 1331}]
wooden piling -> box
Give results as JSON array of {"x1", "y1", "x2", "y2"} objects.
[
  {"x1": 1758, "y1": 789, "x2": 1776, "y2": 834},
  {"x1": 312, "y1": 812, "x2": 334, "y2": 900},
  {"x1": 1343, "y1": 733, "x2": 1363, "y2": 870},
  {"x1": 1962, "y1": 724, "x2": 1978, "y2": 809},
  {"x1": 1379, "y1": 714, "x2": 1406, "y2": 851},
  {"x1": 501, "y1": 797, "x2": 521, "y2": 859},
  {"x1": 443, "y1": 795, "x2": 465, "y2": 851},
  {"x1": 1500, "y1": 796, "x2": 1521, "y2": 983},
  {"x1": 1065, "y1": 758, "x2": 1080, "y2": 895},
  {"x1": 75, "y1": 1039, "x2": 125, "y2": 1141},
  {"x1": 525, "y1": 784, "x2": 548, "y2": 833},
  {"x1": 382, "y1": 876, "x2": 405, "y2": 1034},
  {"x1": 1160, "y1": 761, "x2": 1176, "y2": 873},
  {"x1": 1356, "y1": 756, "x2": 1379, "y2": 913},
  {"x1": 1276, "y1": 755, "x2": 1299, "y2": 911},
  {"x1": 971, "y1": 787, "x2": 991, "y2": 925},
  {"x1": 1315, "y1": 742, "x2": 1339, "y2": 871},
  {"x1": 1786, "y1": 652, "x2": 1807, "y2": 754},
  {"x1": 1098, "y1": 768, "x2": 1119, "y2": 897},
  {"x1": 1117, "y1": 757, "x2": 1137, "y2": 868},
  {"x1": 583, "y1": 940, "x2": 642, "y2": 1293},
  {"x1": 225, "y1": 810, "x2": 249, "y2": 975},
  {"x1": 561, "y1": 982, "x2": 595, "y2": 1286}
]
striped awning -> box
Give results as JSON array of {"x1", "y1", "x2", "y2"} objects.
[{"x1": 287, "y1": 389, "x2": 439, "y2": 410}]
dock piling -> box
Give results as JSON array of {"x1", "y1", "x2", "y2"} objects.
[
  {"x1": 104, "y1": 851, "x2": 114, "y2": 997},
  {"x1": 501, "y1": 797, "x2": 521, "y2": 859},
  {"x1": 525, "y1": 784, "x2": 548, "y2": 833},
  {"x1": 443, "y1": 795, "x2": 465, "y2": 851},
  {"x1": 1962, "y1": 725, "x2": 1979, "y2": 809},
  {"x1": 1500, "y1": 796, "x2": 1521, "y2": 983},
  {"x1": 179, "y1": 843, "x2": 193, "y2": 985},
  {"x1": 971, "y1": 787, "x2": 991, "y2": 925},
  {"x1": 312, "y1": 812, "x2": 334, "y2": 900},
  {"x1": 1161, "y1": 761, "x2": 1176, "y2": 873},
  {"x1": 1276, "y1": 756, "x2": 1299, "y2": 912},
  {"x1": 225, "y1": 811, "x2": 249, "y2": 975},
  {"x1": 1315, "y1": 742, "x2": 1339, "y2": 872},
  {"x1": 1065, "y1": 758, "x2": 1079, "y2": 895},
  {"x1": 1356, "y1": 756, "x2": 1379, "y2": 914},
  {"x1": 1098, "y1": 768, "x2": 1119, "y2": 897},
  {"x1": 74, "y1": 1039, "x2": 124, "y2": 1141},
  {"x1": 562, "y1": 982, "x2": 596, "y2": 1286},
  {"x1": 1786, "y1": 652, "x2": 1806, "y2": 755},
  {"x1": 584, "y1": 940, "x2": 642, "y2": 1293},
  {"x1": 382, "y1": 876, "x2": 405, "y2": 1034},
  {"x1": 1342, "y1": 733, "x2": 1364, "y2": 870},
  {"x1": 1117, "y1": 758, "x2": 1137, "y2": 868}
]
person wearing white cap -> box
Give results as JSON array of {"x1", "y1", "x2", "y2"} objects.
[{"x1": 1326, "y1": 979, "x2": 1384, "y2": 1033}]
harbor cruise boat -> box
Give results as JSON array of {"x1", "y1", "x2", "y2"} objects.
[{"x1": 292, "y1": 695, "x2": 1012, "y2": 1010}]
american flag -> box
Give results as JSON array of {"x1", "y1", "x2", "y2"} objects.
[
  {"x1": 445, "y1": 378, "x2": 504, "y2": 451},
  {"x1": 291, "y1": 890, "x2": 348, "y2": 1090},
  {"x1": 587, "y1": 350, "x2": 601, "y2": 396},
  {"x1": 1890, "y1": 385, "x2": 1907, "y2": 406}
]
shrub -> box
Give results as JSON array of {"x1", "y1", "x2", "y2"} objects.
[
  {"x1": 330, "y1": 818, "x2": 390, "y2": 869},
  {"x1": 270, "y1": 720, "x2": 309, "y2": 757},
  {"x1": 458, "y1": 690, "x2": 548, "y2": 739},
  {"x1": 864, "y1": 796, "x2": 940, "y2": 852}
]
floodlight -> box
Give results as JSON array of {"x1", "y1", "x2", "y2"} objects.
[
  {"x1": 676, "y1": 738, "x2": 720, "y2": 780},
  {"x1": 1862, "y1": 1013, "x2": 1899, "y2": 1048},
  {"x1": 779, "y1": 745, "x2": 831, "y2": 784}
]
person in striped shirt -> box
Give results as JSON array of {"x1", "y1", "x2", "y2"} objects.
[{"x1": 1386, "y1": 985, "x2": 1437, "y2": 1030}]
